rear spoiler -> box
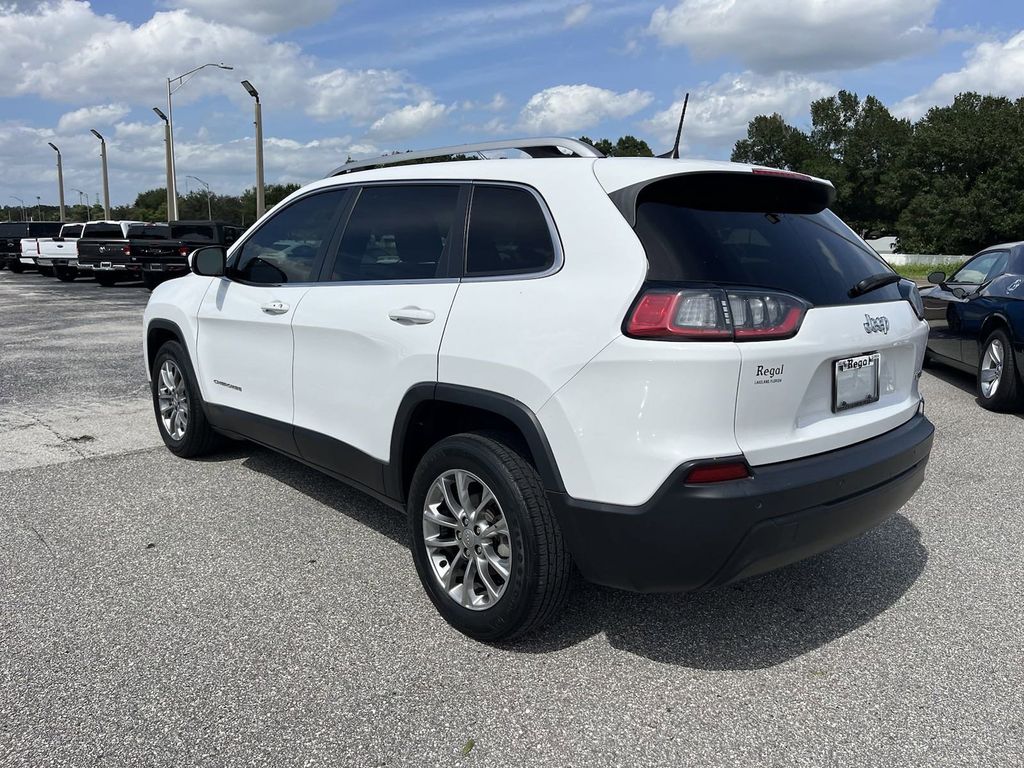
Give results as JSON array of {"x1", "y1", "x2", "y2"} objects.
[{"x1": 607, "y1": 169, "x2": 837, "y2": 227}]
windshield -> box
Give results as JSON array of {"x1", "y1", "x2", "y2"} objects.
[
  {"x1": 171, "y1": 224, "x2": 216, "y2": 242},
  {"x1": 81, "y1": 224, "x2": 124, "y2": 239},
  {"x1": 633, "y1": 177, "x2": 900, "y2": 306},
  {"x1": 128, "y1": 225, "x2": 172, "y2": 240}
]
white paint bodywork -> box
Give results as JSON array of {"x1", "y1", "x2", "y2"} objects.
[{"x1": 143, "y1": 155, "x2": 927, "y2": 508}]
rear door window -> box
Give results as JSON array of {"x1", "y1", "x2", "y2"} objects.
[
  {"x1": 633, "y1": 175, "x2": 899, "y2": 306},
  {"x1": 330, "y1": 185, "x2": 461, "y2": 282},
  {"x1": 466, "y1": 185, "x2": 556, "y2": 276}
]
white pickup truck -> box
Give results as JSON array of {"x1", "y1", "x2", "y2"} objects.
[{"x1": 22, "y1": 223, "x2": 84, "y2": 280}]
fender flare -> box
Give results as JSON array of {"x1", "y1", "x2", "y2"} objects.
[{"x1": 386, "y1": 383, "x2": 566, "y2": 502}]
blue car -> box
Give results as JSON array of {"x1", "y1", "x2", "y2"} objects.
[{"x1": 923, "y1": 241, "x2": 1024, "y2": 410}]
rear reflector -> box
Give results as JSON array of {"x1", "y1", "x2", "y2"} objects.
[
  {"x1": 685, "y1": 461, "x2": 751, "y2": 484},
  {"x1": 626, "y1": 287, "x2": 808, "y2": 341}
]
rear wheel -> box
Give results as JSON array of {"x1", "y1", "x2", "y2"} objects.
[
  {"x1": 408, "y1": 433, "x2": 572, "y2": 642},
  {"x1": 8, "y1": 261, "x2": 24, "y2": 274},
  {"x1": 55, "y1": 266, "x2": 77, "y2": 282},
  {"x1": 151, "y1": 340, "x2": 221, "y2": 457},
  {"x1": 94, "y1": 272, "x2": 117, "y2": 287},
  {"x1": 38, "y1": 266, "x2": 54, "y2": 277},
  {"x1": 977, "y1": 328, "x2": 1022, "y2": 411}
]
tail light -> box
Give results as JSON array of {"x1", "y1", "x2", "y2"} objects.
[
  {"x1": 179, "y1": 246, "x2": 189, "y2": 257},
  {"x1": 122, "y1": 245, "x2": 131, "y2": 256},
  {"x1": 684, "y1": 460, "x2": 751, "y2": 483},
  {"x1": 626, "y1": 286, "x2": 809, "y2": 342}
]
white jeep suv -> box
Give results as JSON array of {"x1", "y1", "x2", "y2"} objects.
[{"x1": 143, "y1": 137, "x2": 935, "y2": 641}]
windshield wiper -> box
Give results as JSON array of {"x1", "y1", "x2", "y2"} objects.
[{"x1": 849, "y1": 272, "x2": 901, "y2": 298}]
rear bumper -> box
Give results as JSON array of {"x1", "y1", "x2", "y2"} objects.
[
  {"x1": 547, "y1": 412, "x2": 934, "y2": 593},
  {"x1": 81, "y1": 260, "x2": 141, "y2": 273}
]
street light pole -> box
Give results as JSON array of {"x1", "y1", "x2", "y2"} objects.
[
  {"x1": 10, "y1": 195, "x2": 26, "y2": 220},
  {"x1": 36, "y1": 196, "x2": 41, "y2": 221},
  {"x1": 152, "y1": 107, "x2": 174, "y2": 220},
  {"x1": 47, "y1": 143, "x2": 66, "y2": 221},
  {"x1": 241, "y1": 80, "x2": 265, "y2": 219},
  {"x1": 186, "y1": 175, "x2": 213, "y2": 219},
  {"x1": 90, "y1": 129, "x2": 111, "y2": 219},
  {"x1": 166, "y1": 62, "x2": 233, "y2": 221}
]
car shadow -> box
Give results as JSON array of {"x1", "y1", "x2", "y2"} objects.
[
  {"x1": 228, "y1": 445, "x2": 927, "y2": 670},
  {"x1": 923, "y1": 364, "x2": 977, "y2": 397}
]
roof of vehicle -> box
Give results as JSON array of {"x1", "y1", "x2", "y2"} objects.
[
  {"x1": 983, "y1": 241, "x2": 1024, "y2": 252},
  {"x1": 84, "y1": 219, "x2": 147, "y2": 226}
]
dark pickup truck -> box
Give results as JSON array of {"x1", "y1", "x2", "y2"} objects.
[
  {"x1": 137, "y1": 221, "x2": 244, "y2": 289},
  {"x1": 0, "y1": 221, "x2": 63, "y2": 272},
  {"x1": 77, "y1": 220, "x2": 243, "y2": 288},
  {"x1": 74, "y1": 221, "x2": 145, "y2": 286}
]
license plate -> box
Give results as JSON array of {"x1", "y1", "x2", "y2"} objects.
[{"x1": 833, "y1": 353, "x2": 880, "y2": 412}]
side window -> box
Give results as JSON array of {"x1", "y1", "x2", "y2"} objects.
[
  {"x1": 331, "y1": 185, "x2": 460, "y2": 282},
  {"x1": 466, "y1": 185, "x2": 556, "y2": 276},
  {"x1": 952, "y1": 251, "x2": 1006, "y2": 285},
  {"x1": 233, "y1": 190, "x2": 344, "y2": 284}
]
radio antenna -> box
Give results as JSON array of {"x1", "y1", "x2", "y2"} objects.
[{"x1": 660, "y1": 92, "x2": 689, "y2": 159}]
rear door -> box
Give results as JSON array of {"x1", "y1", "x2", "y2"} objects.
[
  {"x1": 195, "y1": 189, "x2": 348, "y2": 452},
  {"x1": 631, "y1": 174, "x2": 926, "y2": 466},
  {"x1": 290, "y1": 183, "x2": 466, "y2": 492}
]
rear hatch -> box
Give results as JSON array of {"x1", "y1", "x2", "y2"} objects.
[{"x1": 621, "y1": 169, "x2": 926, "y2": 466}]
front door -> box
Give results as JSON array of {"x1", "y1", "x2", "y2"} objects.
[{"x1": 195, "y1": 189, "x2": 348, "y2": 451}]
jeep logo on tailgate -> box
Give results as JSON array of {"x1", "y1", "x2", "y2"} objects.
[{"x1": 863, "y1": 314, "x2": 890, "y2": 334}]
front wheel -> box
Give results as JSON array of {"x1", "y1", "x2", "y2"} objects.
[
  {"x1": 977, "y1": 328, "x2": 1023, "y2": 411},
  {"x1": 408, "y1": 433, "x2": 573, "y2": 642},
  {"x1": 151, "y1": 340, "x2": 221, "y2": 457}
]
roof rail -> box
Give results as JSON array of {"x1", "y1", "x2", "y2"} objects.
[{"x1": 327, "y1": 136, "x2": 603, "y2": 177}]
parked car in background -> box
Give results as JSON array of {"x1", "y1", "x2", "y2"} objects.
[
  {"x1": 29, "y1": 223, "x2": 83, "y2": 280},
  {"x1": 923, "y1": 241, "x2": 1024, "y2": 410},
  {"x1": 137, "y1": 221, "x2": 244, "y2": 289},
  {"x1": 0, "y1": 221, "x2": 63, "y2": 272},
  {"x1": 74, "y1": 220, "x2": 147, "y2": 286},
  {"x1": 143, "y1": 137, "x2": 934, "y2": 640}
]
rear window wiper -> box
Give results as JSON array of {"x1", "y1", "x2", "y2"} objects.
[{"x1": 849, "y1": 272, "x2": 901, "y2": 298}]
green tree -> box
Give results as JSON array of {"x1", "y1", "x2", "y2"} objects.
[
  {"x1": 579, "y1": 135, "x2": 654, "y2": 157},
  {"x1": 731, "y1": 113, "x2": 813, "y2": 170}
]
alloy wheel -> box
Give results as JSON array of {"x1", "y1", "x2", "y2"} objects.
[
  {"x1": 980, "y1": 338, "x2": 1004, "y2": 399},
  {"x1": 422, "y1": 469, "x2": 513, "y2": 611},
  {"x1": 157, "y1": 359, "x2": 190, "y2": 440}
]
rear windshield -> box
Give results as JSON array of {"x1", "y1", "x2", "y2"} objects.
[
  {"x1": 634, "y1": 176, "x2": 900, "y2": 306},
  {"x1": 0, "y1": 223, "x2": 29, "y2": 237},
  {"x1": 61, "y1": 225, "x2": 83, "y2": 238},
  {"x1": 128, "y1": 225, "x2": 171, "y2": 240},
  {"x1": 81, "y1": 224, "x2": 124, "y2": 239},
  {"x1": 171, "y1": 224, "x2": 216, "y2": 242}
]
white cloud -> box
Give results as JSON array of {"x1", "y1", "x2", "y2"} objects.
[
  {"x1": 56, "y1": 104, "x2": 131, "y2": 133},
  {"x1": 647, "y1": 0, "x2": 939, "y2": 72},
  {"x1": 307, "y1": 68, "x2": 432, "y2": 124},
  {"x1": 368, "y1": 101, "x2": 452, "y2": 141},
  {"x1": 518, "y1": 84, "x2": 653, "y2": 133},
  {"x1": 894, "y1": 30, "x2": 1024, "y2": 118},
  {"x1": 643, "y1": 72, "x2": 834, "y2": 153},
  {"x1": 166, "y1": 0, "x2": 345, "y2": 33},
  {"x1": 564, "y1": 2, "x2": 592, "y2": 28}
]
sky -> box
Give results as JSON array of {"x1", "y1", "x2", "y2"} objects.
[{"x1": 0, "y1": 0, "x2": 1022, "y2": 208}]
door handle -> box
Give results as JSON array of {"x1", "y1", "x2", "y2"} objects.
[
  {"x1": 388, "y1": 307, "x2": 435, "y2": 325},
  {"x1": 261, "y1": 300, "x2": 290, "y2": 315}
]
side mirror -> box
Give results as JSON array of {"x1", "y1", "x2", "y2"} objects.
[
  {"x1": 189, "y1": 246, "x2": 226, "y2": 277},
  {"x1": 927, "y1": 270, "x2": 946, "y2": 285}
]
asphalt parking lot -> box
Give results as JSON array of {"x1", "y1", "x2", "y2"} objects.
[{"x1": 1, "y1": 270, "x2": 1022, "y2": 767}]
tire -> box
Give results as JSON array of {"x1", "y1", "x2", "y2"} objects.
[
  {"x1": 977, "y1": 328, "x2": 1023, "y2": 411},
  {"x1": 408, "y1": 432, "x2": 573, "y2": 642},
  {"x1": 94, "y1": 272, "x2": 117, "y2": 287},
  {"x1": 151, "y1": 340, "x2": 221, "y2": 458},
  {"x1": 8, "y1": 261, "x2": 24, "y2": 274},
  {"x1": 38, "y1": 266, "x2": 54, "y2": 277},
  {"x1": 142, "y1": 272, "x2": 163, "y2": 291},
  {"x1": 55, "y1": 266, "x2": 77, "y2": 282}
]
